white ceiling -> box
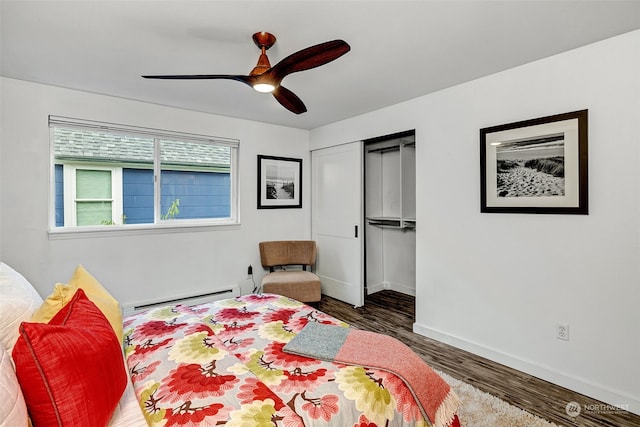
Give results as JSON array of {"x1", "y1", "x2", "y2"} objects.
[{"x1": 2, "y1": 0, "x2": 640, "y2": 130}]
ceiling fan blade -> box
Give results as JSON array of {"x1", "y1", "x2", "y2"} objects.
[
  {"x1": 142, "y1": 74, "x2": 255, "y2": 87},
  {"x1": 272, "y1": 86, "x2": 307, "y2": 114},
  {"x1": 269, "y1": 40, "x2": 350, "y2": 81}
]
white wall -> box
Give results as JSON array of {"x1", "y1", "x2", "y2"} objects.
[
  {"x1": 311, "y1": 30, "x2": 640, "y2": 414},
  {"x1": 0, "y1": 78, "x2": 311, "y2": 306}
]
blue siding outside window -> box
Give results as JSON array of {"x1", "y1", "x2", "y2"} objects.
[
  {"x1": 55, "y1": 165, "x2": 64, "y2": 227},
  {"x1": 122, "y1": 168, "x2": 154, "y2": 224},
  {"x1": 160, "y1": 170, "x2": 231, "y2": 219},
  {"x1": 56, "y1": 167, "x2": 230, "y2": 226}
]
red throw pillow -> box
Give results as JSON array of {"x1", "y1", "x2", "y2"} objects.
[{"x1": 12, "y1": 288, "x2": 126, "y2": 426}]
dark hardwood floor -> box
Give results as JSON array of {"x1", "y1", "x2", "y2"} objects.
[{"x1": 317, "y1": 290, "x2": 639, "y2": 427}]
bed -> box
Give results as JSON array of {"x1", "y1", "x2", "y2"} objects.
[
  {"x1": 1, "y1": 262, "x2": 460, "y2": 427},
  {"x1": 122, "y1": 293, "x2": 461, "y2": 427}
]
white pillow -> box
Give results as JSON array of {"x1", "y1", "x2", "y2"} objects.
[
  {"x1": 0, "y1": 262, "x2": 43, "y2": 354},
  {"x1": 0, "y1": 345, "x2": 28, "y2": 426}
]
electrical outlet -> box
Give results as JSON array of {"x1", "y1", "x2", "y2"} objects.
[
  {"x1": 556, "y1": 323, "x2": 570, "y2": 341},
  {"x1": 247, "y1": 265, "x2": 253, "y2": 276}
]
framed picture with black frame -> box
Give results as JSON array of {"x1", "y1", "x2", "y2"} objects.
[
  {"x1": 257, "y1": 155, "x2": 302, "y2": 209},
  {"x1": 480, "y1": 109, "x2": 588, "y2": 214}
]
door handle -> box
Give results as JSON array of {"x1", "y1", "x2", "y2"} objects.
[{"x1": 354, "y1": 225, "x2": 358, "y2": 238}]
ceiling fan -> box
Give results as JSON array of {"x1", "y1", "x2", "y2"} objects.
[{"x1": 142, "y1": 32, "x2": 351, "y2": 114}]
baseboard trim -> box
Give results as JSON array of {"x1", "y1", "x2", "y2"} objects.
[
  {"x1": 366, "y1": 282, "x2": 386, "y2": 295},
  {"x1": 388, "y1": 282, "x2": 415, "y2": 296},
  {"x1": 413, "y1": 322, "x2": 640, "y2": 416},
  {"x1": 367, "y1": 281, "x2": 415, "y2": 296}
]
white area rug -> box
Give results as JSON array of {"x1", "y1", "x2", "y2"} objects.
[{"x1": 438, "y1": 371, "x2": 561, "y2": 427}]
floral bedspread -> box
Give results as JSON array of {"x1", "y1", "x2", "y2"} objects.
[{"x1": 123, "y1": 293, "x2": 432, "y2": 427}]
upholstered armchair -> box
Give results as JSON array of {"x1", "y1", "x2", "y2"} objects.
[{"x1": 258, "y1": 240, "x2": 321, "y2": 303}]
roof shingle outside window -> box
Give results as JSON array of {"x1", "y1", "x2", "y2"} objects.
[{"x1": 53, "y1": 128, "x2": 230, "y2": 168}]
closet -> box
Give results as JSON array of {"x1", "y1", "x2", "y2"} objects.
[{"x1": 364, "y1": 130, "x2": 416, "y2": 296}]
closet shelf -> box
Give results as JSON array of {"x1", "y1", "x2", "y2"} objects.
[{"x1": 366, "y1": 216, "x2": 416, "y2": 229}]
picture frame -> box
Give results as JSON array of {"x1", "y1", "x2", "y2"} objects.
[
  {"x1": 257, "y1": 155, "x2": 302, "y2": 209},
  {"x1": 480, "y1": 109, "x2": 588, "y2": 214}
]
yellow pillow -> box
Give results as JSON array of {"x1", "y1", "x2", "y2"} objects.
[{"x1": 31, "y1": 265, "x2": 123, "y2": 343}]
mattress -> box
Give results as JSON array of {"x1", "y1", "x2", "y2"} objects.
[{"x1": 120, "y1": 293, "x2": 460, "y2": 427}]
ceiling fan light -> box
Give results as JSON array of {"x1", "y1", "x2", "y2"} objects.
[{"x1": 253, "y1": 83, "x2": 275, "y2": 93}]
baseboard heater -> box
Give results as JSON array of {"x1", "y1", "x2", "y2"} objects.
[{"x1": 122, "y1": 286, "x2": 240, "y2": 317}]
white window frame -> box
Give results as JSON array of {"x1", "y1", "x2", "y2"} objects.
[
  {"x1": 63, "y1": 164, "x2": 123, "y2": 227},
  {"x1": 49, "y1": 116, "x2": 240, "y2": 239}
]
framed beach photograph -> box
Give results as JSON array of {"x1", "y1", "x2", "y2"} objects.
[
  {"x1": 480, "y1": 109, "x2": 588, "y2": 214},
  {"x1": 257, "y1": 155, "x2": 302, "y2": 209}
]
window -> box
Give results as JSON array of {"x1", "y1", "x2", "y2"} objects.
[
  {"x1": 64, "y1": 166, "x2": 122, "y2": 226},
  {"x1": 50, "y1": 116, "x2": 239, "y2": 233}
]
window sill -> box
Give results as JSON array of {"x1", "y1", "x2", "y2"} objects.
[{"x1": 48, "y1": 220, "x2": 240, "y2": 240}]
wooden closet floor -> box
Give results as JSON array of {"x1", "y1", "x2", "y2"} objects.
[{"x1": 317, "y1": 290, "x2": 639, "y2": 427}]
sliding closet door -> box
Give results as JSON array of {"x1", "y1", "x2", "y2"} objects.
[{"x1": 311, "y1": 142, "x2": 364, "y2": 307}]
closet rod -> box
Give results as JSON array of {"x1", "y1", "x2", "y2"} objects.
[
  {"x1": 367, "y1": 141, "x2": 415, "y2": 154},
  {"x1": 367, "y1": 145, "x2": 400, "y2": 154}
]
